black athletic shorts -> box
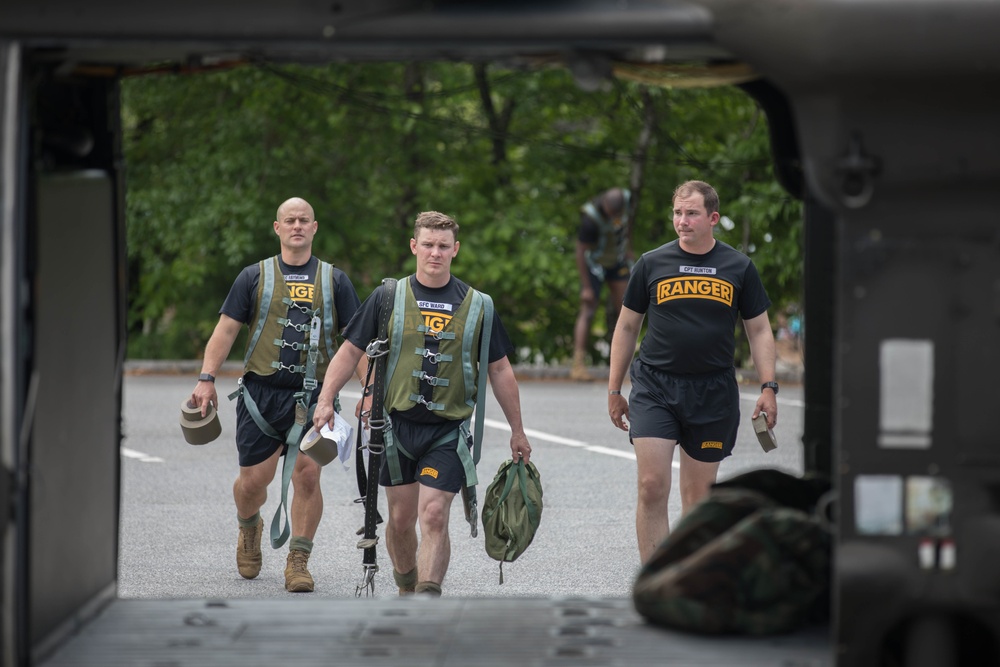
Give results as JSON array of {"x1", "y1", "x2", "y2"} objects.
[
  {"x1": 587, "y1": 261, "x2": 631, "y2": 293},
  {"x1": 235, "y1": 375, "x2": 324, "y2": 467},
  {"x1": 627, "y1": 360, "x2": 740, "y2": 463},
  {"x1": 379, "y1": 417, "x2": 468, "y2": 493}
]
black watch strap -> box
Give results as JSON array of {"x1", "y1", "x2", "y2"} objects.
[
  {"x1": 761, "y1": 381, "x2": 778, "y2": 394},
  {"x1": 198, "y1": 373, "x2": 216, "y2": 383}
]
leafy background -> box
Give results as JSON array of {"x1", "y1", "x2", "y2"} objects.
[{"x1": 121, "y1": 62, "x2": 802, "y2": 366}]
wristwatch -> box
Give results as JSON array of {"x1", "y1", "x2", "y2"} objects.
[
  {"x1": 198, "y1": 373, "x2": 216, "y2": 383},
  {"x1": 761, "y1": 381, "x2": 779, "y2": 395}
]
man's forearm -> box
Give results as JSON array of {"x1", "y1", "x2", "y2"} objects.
[
  {"x1": 487, "y1": 359, "x2": 526, "y2": 436},
  {"x1": 200, "y1": 317, "x2": 242, "y2": 376},
  {"x1": 745, "y1": 319, "x2": 777, "y2": 382}
]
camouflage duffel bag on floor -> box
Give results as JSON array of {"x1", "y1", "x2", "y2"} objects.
[{"x1": 632, "y1": 474, "x2": 831, "y2": 636}]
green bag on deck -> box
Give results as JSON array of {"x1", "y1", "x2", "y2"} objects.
[
  {"x1": 632, "y1": 470, "x2": 832, "y2": 636},
  {"x1": 481, "y1": 458, "x2": 543, "y2": 583}
]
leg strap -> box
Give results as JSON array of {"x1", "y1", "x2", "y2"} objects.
[{"x1": 269, "y1": 398, "x2": 315, "y2": 549}]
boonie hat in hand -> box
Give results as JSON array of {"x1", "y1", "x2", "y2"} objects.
[
  {"x1": 179, "y1": 398, "x2": 221, "y2": 445},
  {"x1": 301, "y1": 425, "x2": 337, "y2": 466}
]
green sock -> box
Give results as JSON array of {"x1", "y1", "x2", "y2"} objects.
[
  {"x1": 289, "y1": 536, "x2": 314, "y2": 554},
  {"x1": 393, "y1": 568, "x2": 417, "y2": 591},
  {"x1": 415, "y1": 581, "x2": 442, "y2": 596},
  {"x1": 237, "y1": 512, "x2": 261, "y2": 529}
]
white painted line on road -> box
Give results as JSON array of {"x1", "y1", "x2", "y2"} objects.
[
  {"x1": 484, "y1": 418, "x2": 637, "y2": 461},
  {"x1": 341, "y1": 392, "x2": 637, "y2": 459},
  {"x1": 341, "y1": 389, "x2": 800, "y2": 467},
  {"x1": 121, "y1": 447, "x2": 164, "y2": 463}
]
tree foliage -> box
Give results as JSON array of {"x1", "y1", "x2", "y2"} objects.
[{"x1": 121, "y1": 61, "x2": 802, "y2": 363}]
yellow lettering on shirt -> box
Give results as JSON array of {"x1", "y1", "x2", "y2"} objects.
[
  {"x1": 655, "y1": 277, "x2": 733, "y2": 306},
  {"x1": 287, "y1": 282, "x2": 314, "y2": 304},
  {"x1": 423, "y1": 311, "x2": 453, "y2": 333}
]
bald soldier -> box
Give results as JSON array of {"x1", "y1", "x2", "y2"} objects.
[{"x1": 190, "y1": 197, "x2": 364, "y2": 592}]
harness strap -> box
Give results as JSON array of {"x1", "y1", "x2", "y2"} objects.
[
  {"x1": 456, "y1": 422, "x2": 477, "y2": 487},
  {"x1": 384, "y1": 426, "x2": 462, "y2": 486},
  {"x1": 357, "y1": 277, "x2": 396, "y2": 597},
  {"x1": 320, "y1": 261, "x2": 335, "y2": 363},
  {"x1": 453, "y1": 291, "x2": 492, "y2": 537},
  {"x1": 244, "y1": 258, "x2": 276, "y2": 365},
  {"x1": 229, "y1": 380, "x2": 280, "y2": 440},
  {"x1": 227, "y1": 380, "x2": 317, "y2": 549},
  {"x1": 469, "y1": 293, "x2": 493, "y2": 470},
  {"x1": 268, "y1": 398, "x2": 313, "y2": 550},
  {"x1": 384, "y1": 278, "x2": 408, "y2": 386}
]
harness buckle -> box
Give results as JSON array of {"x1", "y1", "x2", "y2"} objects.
[
  {"x1": 411, "y1": 394, "x2": 444, "y2": 411},
  {"x1": 227, "y1": 377, "x2": 244, "y2": 402},
  {"x1": 273, "y1": 338, "x2": 304, "y2": 350},
  {"x1": 355, "y1": 563, "x2": 379, "y2": 598},
  {"x1": 273, "y1": 362, "x2": 306, "y2": 374},
  {"x1": 418, "y1": 348, "x2": 450, "y2": 365},
  {"x1": 413, "y1": 370, "x2": 447, "y2": 386},
  {"x1": 366, "y1": 337, "x2": 389, "y2": 358}
]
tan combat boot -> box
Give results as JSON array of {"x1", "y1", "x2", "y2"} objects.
[
  {"x1": 569, "y1": 349, "x2": 592, "y2": 382},
  {"x1": 284, "y1": 549, "x2": 315, "y2": 592},
  {"x1": 236, "y1": 516, "x2": 263, "y2": 579}
]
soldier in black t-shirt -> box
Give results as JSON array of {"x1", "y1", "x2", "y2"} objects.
[
  {"x1": 606, "y1": 181, "x2": 779, "y2": 564},
  {"x1": 571, "y1": 187, "x2": 634, "y2": 381},
  {"x1": 189, "y1": 197, "x2": 364, "y2": 593},
  {"x1": 313, "y1": 211, "x2": 532, "y2": 597}
]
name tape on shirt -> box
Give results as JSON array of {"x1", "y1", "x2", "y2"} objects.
[
  {"x1": 416, "y1": 300, "x2": 455, "y2": 334},
  {"x1": 679, "y1": 265, "x2": 717, "y2": 275},
  {"x1": 416, "y1": 300, "x2": 453, "y2": 312}
]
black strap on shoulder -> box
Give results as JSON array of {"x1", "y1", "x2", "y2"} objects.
[{"x1": 355, "y1": 277, "x2": 396, "y2": 597}]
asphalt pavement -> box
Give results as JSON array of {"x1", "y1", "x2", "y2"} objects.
[{"x1": 118, "y1": 371, "x2": 805, "y2": 601}]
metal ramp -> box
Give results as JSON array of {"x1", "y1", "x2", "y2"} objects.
[{"x1": 37, "y1": 597, "x2": 830, "y2": 667}]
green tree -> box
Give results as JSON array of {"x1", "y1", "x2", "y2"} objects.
[{"x1": 121, "y1": 61, "x2": 801, "y2": 364}]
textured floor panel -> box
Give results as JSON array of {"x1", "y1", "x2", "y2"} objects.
[{"x1": 38, "y1": 596, "x2": 831, "y2": 667}]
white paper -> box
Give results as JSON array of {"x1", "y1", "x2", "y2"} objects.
[{"x1": 319, "y1": 412, "x2": 354, "y2": 471}]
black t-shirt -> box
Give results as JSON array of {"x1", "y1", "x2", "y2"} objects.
[
  {"x1": 343, "y1": 274, "x2": 515, "y2": 423},
  {"x1": 221, "y1": 255, "x2": 362, "y2": 388},
  {"x1": 623, "y1": 239, "x2": 771, "y2": 374}
]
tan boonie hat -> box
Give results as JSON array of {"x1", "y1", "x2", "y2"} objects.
[
  {"x1": 300, "y1": 425, "x2": 337, "y2": 466},
  {"x1": 180, "y1": 398, "x2": 222, "y2": 445}
]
